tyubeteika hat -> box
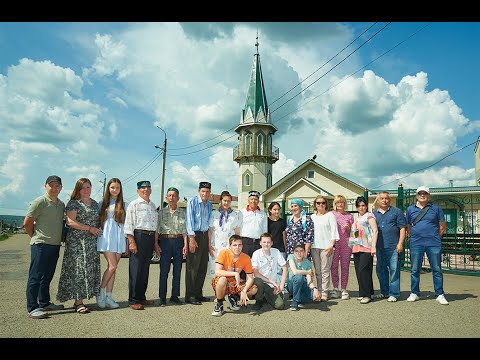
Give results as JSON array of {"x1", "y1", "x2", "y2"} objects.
[
  {"x1": 199, "y1": 181, "x2": 211, "y2": 190},
  {"x1": 248, "y1": 190, "x2": 261, "y2": 198},
  {"x1": 167, "y1": 187, "x2": 179, "y2": 195},
  {"x1": 137, "y1": 180, "x2": 151, "y2": 189}
]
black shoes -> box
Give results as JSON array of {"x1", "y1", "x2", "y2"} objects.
[
  {"x1": 158, "y1": 298, "x2": 167, "y2": 307},
  {"x1": 197, "y1": 296, "x2": 210, "y2": 302},
  {"x1": 169, "y1": 296, "x2": 184, "y2": 305},
  {"x1": 186, "y1": 298, "x2": 202, "y2": 305}
]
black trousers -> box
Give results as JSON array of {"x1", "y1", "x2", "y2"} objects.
[
  {"x1": 128, "y1": 230, "x2": 155, "y2": 304},
  {"x1": 185, "y1": 230, "x2": 209, "y2": 300},
  {"x1": 242, "y1": 237, "x2": 261, "y2": 258},
  {"x1": 353, "y1": 251, "x2": 374, "y2": 298}
]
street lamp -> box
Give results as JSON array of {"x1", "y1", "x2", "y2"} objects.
[
  {"x1": 155, "y1": 125, "x2": 167, "y2": 209},
  {"x1": 100, "y1": 170, "x2": 106, "y2": 197}
]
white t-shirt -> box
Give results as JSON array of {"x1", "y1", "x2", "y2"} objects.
[
  {"x1": 310, "y1": 212, "x2": 339, "y2": 249},
  {"x1": 251, "y1": 247, "x2": 286, "y2": 288}
]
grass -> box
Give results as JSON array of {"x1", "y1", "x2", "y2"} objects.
[{"x1": 0, "y1": 233, "x2": 12, "y2": 241}]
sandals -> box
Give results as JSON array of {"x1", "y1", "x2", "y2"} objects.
[{"x1": 74, "y1": 303, "x2": 90, "y2": 314}]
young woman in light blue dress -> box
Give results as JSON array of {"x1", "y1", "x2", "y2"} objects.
[{"x1": 96, "y1": 178, "x2": 127, "y2": 309}]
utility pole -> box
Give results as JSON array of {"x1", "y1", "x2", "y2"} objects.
[
  {"x1": 155, "y1": 126, "x2": 167, "y2": 209},
  {"x1": 100, "y1": 170, "x2": 106, "y2": 197}
]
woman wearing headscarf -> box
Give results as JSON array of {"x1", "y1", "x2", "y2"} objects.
[
  {"x1": 285, "y1": 199, "x2": 314, "y2": 259},
  {"x1": 207, "y1": 190, "x2": 243, "y2": 277}
]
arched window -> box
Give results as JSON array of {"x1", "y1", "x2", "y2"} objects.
[
  {"x1": 257, "y1": 133, "x2": 264, "y2": 155},
  {"x1": 267, "y1": 171, "x2": 272, "y2": 188},
  {"x1": 245, "y1": 133, "x2": 252, "y2": 156},
  {"x1": 244, "y1": 173, "x2": 251, "y2": 186}
]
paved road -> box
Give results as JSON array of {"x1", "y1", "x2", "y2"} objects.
[{"x1": 1, "y1": 234, "x2": 479, "y2": 338}]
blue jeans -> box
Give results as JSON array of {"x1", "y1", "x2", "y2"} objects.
[
  {"x1": 376, "y1": 247, "x2": 401, "y2": 298},
  {"x1": 26, "y1": 243, "x2": 60, "y2": 313},
  {"x1": 159, "y1": 237, "x2": 184, "y2": 299},
  {"x1": 410, "y1": 245, "x2": 444, "y2": 297},
  {"x1": 287, "y1": 275, "x2": 313, "y2": 306}
]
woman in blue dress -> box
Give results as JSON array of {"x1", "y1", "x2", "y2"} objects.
[{"x1": 96, "y1": 178, "x2": 127, "y2": 309}]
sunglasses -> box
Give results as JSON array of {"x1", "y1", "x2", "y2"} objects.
[
  {"x1": 316, "y1": 201, "x2": 326, "y2": 205},
  {"x1": 417, "y1": 192, "x2": 428, "y2": 196}
]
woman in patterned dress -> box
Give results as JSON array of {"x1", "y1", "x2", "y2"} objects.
[
  {"x1": 207, "y1": 191, "x2": 242, "y2": 277},
  {"x1": 56, "y1": 178, "x2": 102, "y2": 314},
  {"x1": 285, "y1": 199, "x2": 314, "y2": 259},
  {"x1": 96, "y1": 178, "x2": 127, "y2": 309}
]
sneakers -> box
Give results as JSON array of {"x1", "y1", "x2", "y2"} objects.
[
  {"x1": 212, "y1": 302, "x2": 224, "y2": 316},
  {"x1": 387, "y1": 296, "x2": 398, "y2": 302},
  {"x1": 320, "y1": 294, "x2": 328, "y2": 302},
  {"x1": 359, "y1": 297, "x2": 371, "y2": 304},
  {"x1": 436, "y1": 294, "x2": 449, "y2": 305},
  {"x1": 105, "y1": 296, "x2": 120, "y2": 309},
  {"x1": 341, "y1": 290, "x2": 350, "y2": 300},
  {"x1": 28, "y1": 308, "x2": 49, "y2": 319},
  {"x1": 297, "y1": 303, "x2": 305, "y2": 308},
  {"x1": 97, "y1": 288, "x2": 106, "y2": 309},
  {"x1": 226, "y1": 294, "x2": 240, "y2": 311},
  {"x1": 407, "y1": 293, "x2": 419, "y2": 302},
  {"x1": 330, "y1": 288, "x2": 340, "y2": 298},
  {"x1": 39, "y1": 302, "x2": 64, "y2": 311},
  {"x1": 373, "y1": 294, "x2": 387, "y2": 300},
  {"x1": 290, "y1": 305, "x2": 299, "y2": 311}
]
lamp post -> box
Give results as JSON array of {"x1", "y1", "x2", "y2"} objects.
[
  {"x1": 155, "y1": 125, "x2": 167, "y2": 209},
  {"x1": 100, "y1": 170, "x2": 106, "y2": 197}
]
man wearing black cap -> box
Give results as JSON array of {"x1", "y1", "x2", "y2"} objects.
[
  {"x1": 240, "y1": 190, "x2": 268, "y2": 258},
  {"x1": 23, "y1": 175, "x2": 66, "y2": 319},
  {"x1": 185, "y1": 181, "x2": 213, "y2": 305},
  {"x1": 124, "y1": 180, "x2": 159, "y2": 310},
  {"x1": 157, "y1": 186, "x2": 187, "y2": 306}
]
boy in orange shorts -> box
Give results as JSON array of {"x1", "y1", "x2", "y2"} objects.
[{"x1": 211, "y1": 234, "x2": 257, "y2": 316}]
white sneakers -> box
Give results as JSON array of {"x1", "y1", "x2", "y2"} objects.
[
  {"x1": 359, "y1": 297, "x2": 371, "y2": 304},
  {"x1": 105, "y1": 296, "x2": 120, "y2": 308},
  {"x1": 436, "y1": 294, "x2": 449, "y2": 305},
  {"x1": 387, "y1": 296, "x2": 398, "y2": 302},
  {"x1": 341, "y1": 290, "x2": 350, "y2": 300},
  {"x1": 97, "y1": 288, "x2": 106, "y2": 308},
  {"x1": 406, "y1": 293, "x2": 419, "y2": 302}
]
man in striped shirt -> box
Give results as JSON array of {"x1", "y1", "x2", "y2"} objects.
[{"x1": 185, "y1": 181, "x2": 213, "y2": 305}]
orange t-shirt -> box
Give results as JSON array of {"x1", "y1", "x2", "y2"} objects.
[{"x1": 216, "y1": 249, "x2": 253, "y2": 274}]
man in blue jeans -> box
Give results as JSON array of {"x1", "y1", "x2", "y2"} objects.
[
  {"x1": 23, "y1": 175, "x2": 66, "y2": 319},
  {"x1": 374, "y1": 191, "x2": 406, "y2": 302},
  {"x1": 406, "y1": 186, "x2": 448, "y2": 305}
]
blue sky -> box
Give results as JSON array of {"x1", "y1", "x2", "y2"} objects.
[{"x1": 0, "y1": 22, "x2": 479, "y2": 215}]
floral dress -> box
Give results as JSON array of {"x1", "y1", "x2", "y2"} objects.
[
  {"x1": 56, "y1": 199, "x2": 101, "y2": 302},
  {"x1": 285, "y1": 215, "x2": 314, "y2": 259}
]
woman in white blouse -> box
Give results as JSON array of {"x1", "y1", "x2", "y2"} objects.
[
  {"x1": 310, "y1": 195, "x2": 339, "y2": 301},
  {"x1": 207, "y1": 191, "x2": 242, "y2": 277}
]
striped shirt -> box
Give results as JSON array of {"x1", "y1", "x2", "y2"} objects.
[{"x1": 186, "y1": 195, "x2": 212, "y2": 236}]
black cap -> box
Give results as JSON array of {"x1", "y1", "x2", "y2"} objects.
[
  {"x1": 45, "y1": 175, "x2": 62, "y2": 185},
  {"x1": 199, "y1": 181, "x2": 211, "y2": 190}
]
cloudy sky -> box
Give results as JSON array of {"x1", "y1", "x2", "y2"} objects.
[{"x1": 1, "y1": 22, "x2": 479, "y2": 215}]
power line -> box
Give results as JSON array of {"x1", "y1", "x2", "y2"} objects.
[
  {"x1": 167, "y1": 22, "x2": 380, "y2": 152},
  {"x1": 167, "y1": 23, "x2": 393, "y2": 158},
  {"x1": 373, "y1": 141, "x2": 477, "y2": 189}
]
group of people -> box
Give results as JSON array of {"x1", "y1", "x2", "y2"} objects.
[{"x1": 24, "y1": 175, "x2": 449, "y2": 319}]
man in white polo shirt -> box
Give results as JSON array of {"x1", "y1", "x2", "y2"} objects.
[{"x1": 240, "y1": 190, "x2": 268, "y2": 258}]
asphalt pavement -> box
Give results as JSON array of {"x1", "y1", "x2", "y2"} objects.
[{"x1": 1, "y1": 234, "x2": 479, "y2": 338}]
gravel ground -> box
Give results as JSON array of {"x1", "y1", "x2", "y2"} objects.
[{"x1": 1, "y1": 234, "x2": 479, "y2": 338}]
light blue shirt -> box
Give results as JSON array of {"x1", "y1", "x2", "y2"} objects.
[{"x1": 186, "y1": 195, "x2": 212, "y2": 236}]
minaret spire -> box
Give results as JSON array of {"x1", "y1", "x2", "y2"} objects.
[{"x1": 255, "y1": 31, "x2": 259, "y2": 56}]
